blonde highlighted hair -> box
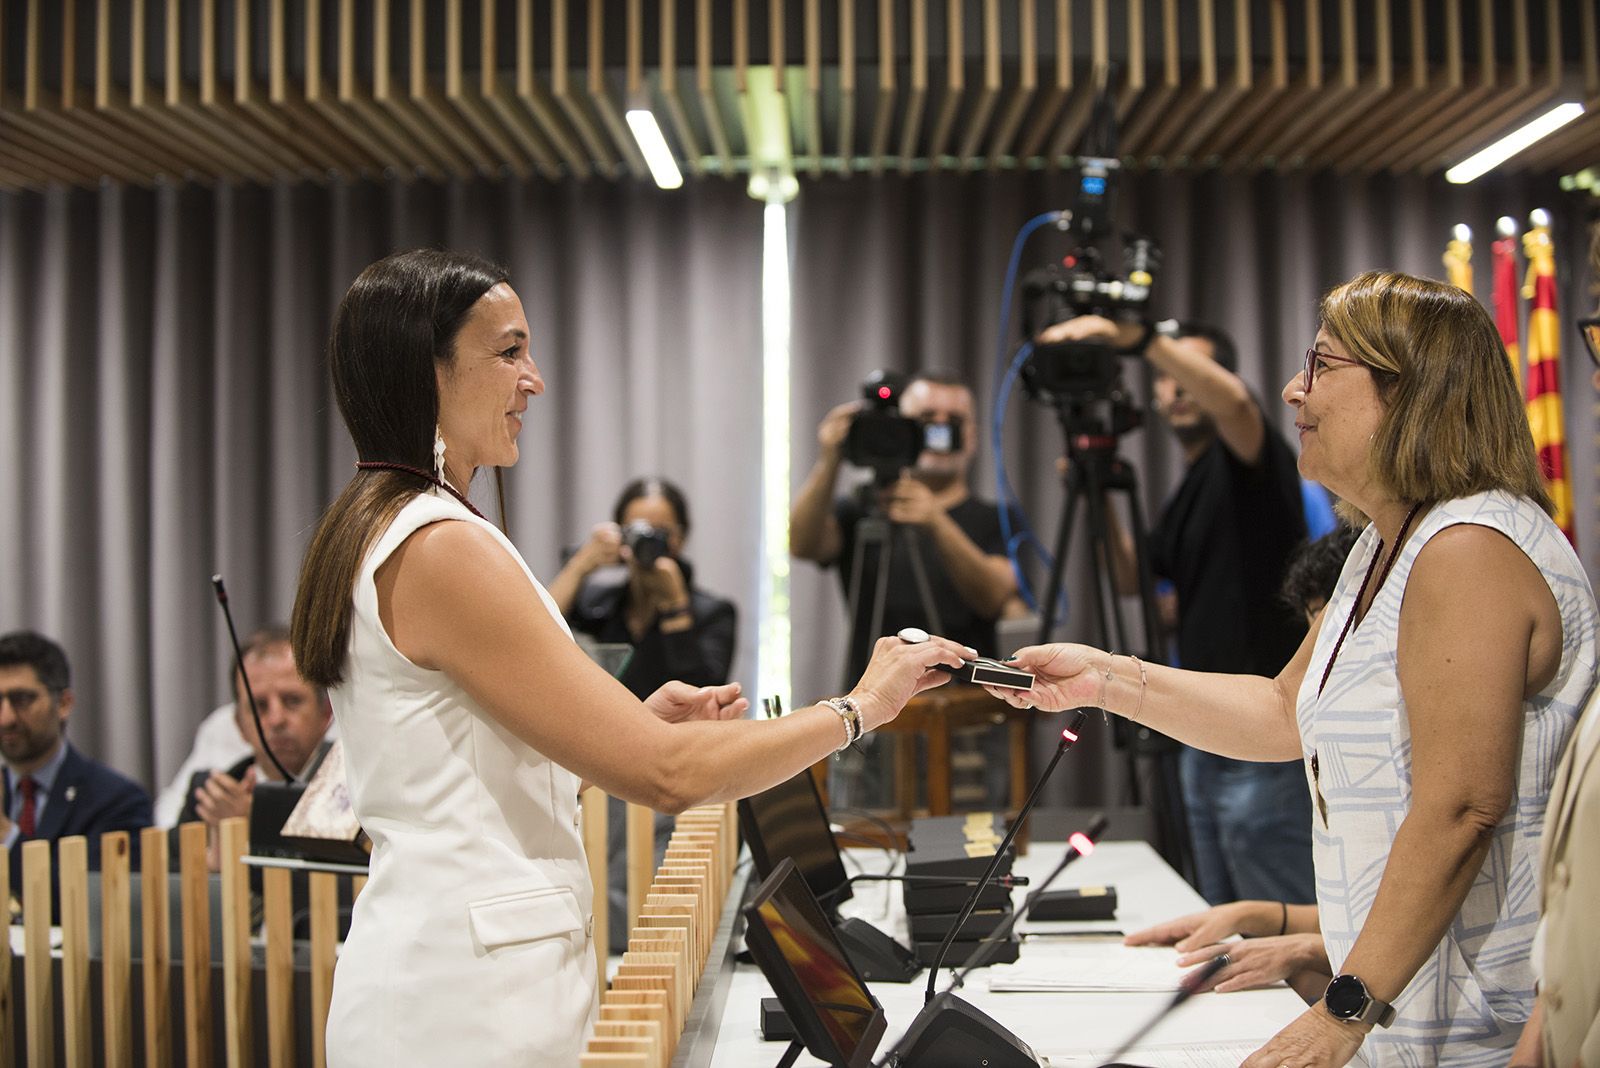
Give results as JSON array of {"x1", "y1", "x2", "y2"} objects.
[{"x1": 1318, "y1": 270, "x2": 1550, "y2": 525}]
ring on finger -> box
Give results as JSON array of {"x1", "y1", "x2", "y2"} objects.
[
  {"x1": 897, "y1": 626, "x2": 930, "y2": 644},
  {"x1": 1218, "y1": 952, "x2": 1232, "y2": 968}
]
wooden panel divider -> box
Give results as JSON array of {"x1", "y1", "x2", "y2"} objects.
[
  {"x1": 58, "y1": 836, "x2": 92, "y2": 1067},
  {"x1": 141, "y1": 826, "x2": 174, "y2": 1067},
  {"x1": 23, "y1": 840, "x2": 55, "y2": 1068}
]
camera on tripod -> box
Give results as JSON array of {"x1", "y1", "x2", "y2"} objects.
[
  {"x1": 843, "y1": 371, "x2": 960, "y2": 485},
  {"x1": 622, "y1": 520, "x2": 672, "y2": 567},
  {"x1": 1019, "y1": 155, "x2": 1162, "y2": 411}
]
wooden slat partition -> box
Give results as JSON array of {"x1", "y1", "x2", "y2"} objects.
[
  {"x1": 310, "y1": 872, "x2": 339, "y2": 1068},
  {"x1": 142, "y1": 826, "x2": 174, "y2": 1067},
  {"x1": 582, "y1": 784, "x2": 610, "y2": 974},
  {"x1": 625, "y1": 801, "x2": 656, "y2": 932},
  {"x1": 178, "y1": 822, "x2": 213, "y2": 1068},
  {"x1": 583, "y1": 802, "x2": 737, "y2": 1066},
  {"x1": 101, "y1": 831, "x2": 133, "y2": 1068},
  {"x1": 219, "y1": 818, "x2": 252, "y2": 1067},
  {"x1": 23, "y1": 840, "x2": 55, "y2": 1067},
  {"x1": 58, "y1": 836, "x2": 92, "y2": 1067},
  {"x1": 262, "y1": 867, "x2": 296, "y2": 1068},
  {"x1": 1, "y1": 844, "x2": 12, "y2": 1068}
]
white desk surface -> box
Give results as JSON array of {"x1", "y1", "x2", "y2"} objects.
[{"x1": 709, "y1": 840, "x2": 1305, "y2": 1066}]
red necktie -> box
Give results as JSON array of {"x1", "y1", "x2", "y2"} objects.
[{"x1": 16, "y1": 777, "x2": 37, "y2": 838}]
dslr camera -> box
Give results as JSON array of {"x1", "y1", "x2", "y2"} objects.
[
  {"x1": 622, "y1": 520, "x2": 672, "y2": 568},
  {"x1": 843, "y1": 371, "x2": 962, "y2": 485}
]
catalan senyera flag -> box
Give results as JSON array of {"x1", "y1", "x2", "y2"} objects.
[
  {"x1": 1521, "y1": 219, "x2": 1576, "y2": 547},
  {"x1": 1491, "y1": 234, "x2": 1523, "y2": 390}
]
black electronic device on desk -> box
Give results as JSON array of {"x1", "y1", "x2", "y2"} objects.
[
  {"x1": 744, "y1": 857, "x2": 888, "y2": 1068},
  {"x1": 739, "y1": 770, "x2": 921, "y2": 982},
  {"x1": 902, "y1": 812, "x2": 1020, "y2": 969}
]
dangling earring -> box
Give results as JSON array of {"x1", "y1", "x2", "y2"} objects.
[{"x1": 434, "y1": 425, "x2": 449, "y2": 484}]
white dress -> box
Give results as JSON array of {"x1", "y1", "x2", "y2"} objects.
[
  {"x1": 325, "y1": 492, "x2": 599, "y2": 1066},
  {"x1": 1297, "y1": 490, "x2": 1597, "y2": 1066}
]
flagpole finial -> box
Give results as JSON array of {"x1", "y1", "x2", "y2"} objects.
[
  {"x1": 1529, "y1": 208, "x2": 1552, "y2": 229},
  {"x1": 1452, "y1": 223, "x2": 1472, "y2": 243},
  {"x1": 1496, "y1": 216, "x2": 1518, "y2": 237}
]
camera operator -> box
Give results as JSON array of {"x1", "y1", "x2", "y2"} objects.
[
  {"x1": 1037, "y1": 314, "x2": 1313, "y2": 907},
  {"x1": 790, "y1": 372, "x2": 1023, "y2": 659}
]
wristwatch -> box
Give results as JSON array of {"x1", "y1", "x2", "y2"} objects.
[{"x1": 1322, "y1": 974, "x2": 1396, "y2": 1027}]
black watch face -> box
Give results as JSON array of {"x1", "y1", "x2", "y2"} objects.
[{"x1": 1325, "y1": 974, "x2": 1367, "y2": 1019}]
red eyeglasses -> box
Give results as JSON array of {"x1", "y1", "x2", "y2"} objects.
[{"x1": 1302, "y1": 347, "x2": 1364, "y2": 393}]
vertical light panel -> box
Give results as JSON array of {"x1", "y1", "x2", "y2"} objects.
[{"x1": 757, "y1": 198, "x2": 793, "y2": 707}]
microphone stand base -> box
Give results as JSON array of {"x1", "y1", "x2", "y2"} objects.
[{"x1": 888, "y1": 991, "x2": 1039, "y2": 1067}]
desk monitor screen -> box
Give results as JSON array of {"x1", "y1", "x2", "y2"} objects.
[
  {"x1": 744, "y1": 857, "x2": 886, "y2": 1068},
  {"x1": 739, "y1": 769, "x2": 851, "y2": 910}
]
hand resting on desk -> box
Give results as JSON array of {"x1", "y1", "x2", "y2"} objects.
[{"x1": 1126, "y1": 901, "x2": 1331, "y2": 998}]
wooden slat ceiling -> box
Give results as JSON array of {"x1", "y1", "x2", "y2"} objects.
[{"x1": 0, "y1": 0, "x2": 1595, "y2": 193}]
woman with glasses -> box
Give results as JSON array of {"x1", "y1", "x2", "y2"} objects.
[{"x1": 989, "y1": 270, "x2": 1598, "y2": 1067}]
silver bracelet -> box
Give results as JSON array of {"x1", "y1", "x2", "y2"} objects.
[{"x1": 822, "y1": 697, "x2": 862, "y2": 751}]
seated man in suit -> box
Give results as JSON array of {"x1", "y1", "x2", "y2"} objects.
[
  {"x1": 1, "y1": 630, "x2": 153, "y2": 917},
  {"x1": 174, "y1": 625, "x2": 333, "y2": 871}
]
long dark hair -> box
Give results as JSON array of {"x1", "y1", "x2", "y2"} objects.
[{"x1": 291, "y1": 249, "x2": 509, "y2": 687}]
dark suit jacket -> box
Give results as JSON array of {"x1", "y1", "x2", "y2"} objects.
[{"x1": 5, "y1": 743, "x2": 154, "y2": 918}]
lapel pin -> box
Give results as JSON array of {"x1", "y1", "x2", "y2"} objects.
[{"x1": 65, "y1": 786, "x2": 77, "y2": 803}]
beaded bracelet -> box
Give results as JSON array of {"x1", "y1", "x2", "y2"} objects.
[{"x1": 822, "y1": 697, "x2": 863, "y2": 751}]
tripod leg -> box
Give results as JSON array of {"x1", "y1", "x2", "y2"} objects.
[
  {"x1": 845, "y1": 518, "x2": 892, "y2": 684},
  {"x1": 1037, "y1": 466, "x2": 1085, "y2": 645},
  {"x1": 1080, "y1": 463, "x2": 1133, "y2": 657},
  {"x1": 899, "y1": 526, "x2": 946, "y2": 637}
]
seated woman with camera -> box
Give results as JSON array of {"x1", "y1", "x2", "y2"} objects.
[
  {"x1": 548, "y1": 476, "x2": 737, "y2": 694},
  {"x1": 546, "y1": 476, "x2": 738, "y2": 952}
]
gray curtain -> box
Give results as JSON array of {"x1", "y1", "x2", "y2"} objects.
[
  {"x1": 0, "y1": 176, "x2": 764, "y2": 791},
  {"x1": 788, "y1": 169, "x2": 1598, "y2": 805}
]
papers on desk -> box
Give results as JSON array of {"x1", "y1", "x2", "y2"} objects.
[
  {"x1": 1041, "y1": 1041, "x2": 1261, "y2": 1067},
  {"x1": 986, "y1": 943, "x2": 1186, "y2": 993}
]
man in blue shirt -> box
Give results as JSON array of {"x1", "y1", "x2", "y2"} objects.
[{"x1": 1, "y1": 630, "x2": 152, "y2": 917}]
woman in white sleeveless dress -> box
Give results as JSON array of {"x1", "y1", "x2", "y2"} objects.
[
  {"x1": 985, "y1": 271, "x2": 1597, "y2": 1067},
  {"x1": 289, "y1": 250, "x2": 973, "y2": 1066}
]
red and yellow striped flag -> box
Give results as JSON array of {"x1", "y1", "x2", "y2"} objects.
[
  {"x1": 1522, "y1": 215, "x2": 1575, "y2": 546},
  {"x1": 1492, "y1": 232, "x2": 1523, "y2": 390}
]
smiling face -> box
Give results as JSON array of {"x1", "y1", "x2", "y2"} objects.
[
  {"x1": 1282, "y1": 328, "x2": 1388, "y2": 508},
  {"x1": 434, "y1": 283, "x2": 543, "y2": 484}
]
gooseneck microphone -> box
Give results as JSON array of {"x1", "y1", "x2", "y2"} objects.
[
  {"x1": 1100, "y1": 953, "x2": 1228, "y2": 1065},
  {"x1": 878, "y1": 813, "x2": 1107, "y2": 1067},
  {"x1": 943, "y1": 814, "x2": 1110, "y2": 993},
  {"x1": 211, "y1": 575, "x2": 297, "y2": 783},
  {"x1": 876, "y1": 711, "x2": 1093, "y2": 1067},
  {"x1": 923, "y1": 709, "x2": 1091, "y2": 1006}
]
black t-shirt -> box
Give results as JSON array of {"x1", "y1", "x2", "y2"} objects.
[
  {"x1": 568, "y1": 564, "x2": 737, "y2": 700},
  {"x1": 832, "y1": 492, "x2": 1016, "y2": 657},
  {"x1": 1149, "y1": 409, "x2": 1308, "y2": 676}
]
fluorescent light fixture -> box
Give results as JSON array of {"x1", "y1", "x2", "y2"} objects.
[
  {"x1": 756, "y1": 199, "x2": 792, "y2": 706},
  {"x1": 1446, "y1": 102, "x2": 1585, "y2": 184},
  {"x1": 625, "y1": 108, "x2": 684, "y2": 190}
]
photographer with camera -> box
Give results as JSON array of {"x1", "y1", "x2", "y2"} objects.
[
  {"x1": 791, "y1": 372, "x2": 1023, "y2": 666},
  {"x1": 547, "y1": 476, "x2": 738, "y2": 952},
  {"x1": 1037, "y1": 313, "x2": 1314, "y2": 908},
  {"x1": 549, "y1": 475, "x2": 737, "y2": 697}
]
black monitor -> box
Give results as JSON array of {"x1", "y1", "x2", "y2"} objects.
[
  {"x1": 739, "y1": 769, "x2": 852, "y2": 911},
  {"x1": 743, "y1": 857, "x2": 887, "y2": 1068}
]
